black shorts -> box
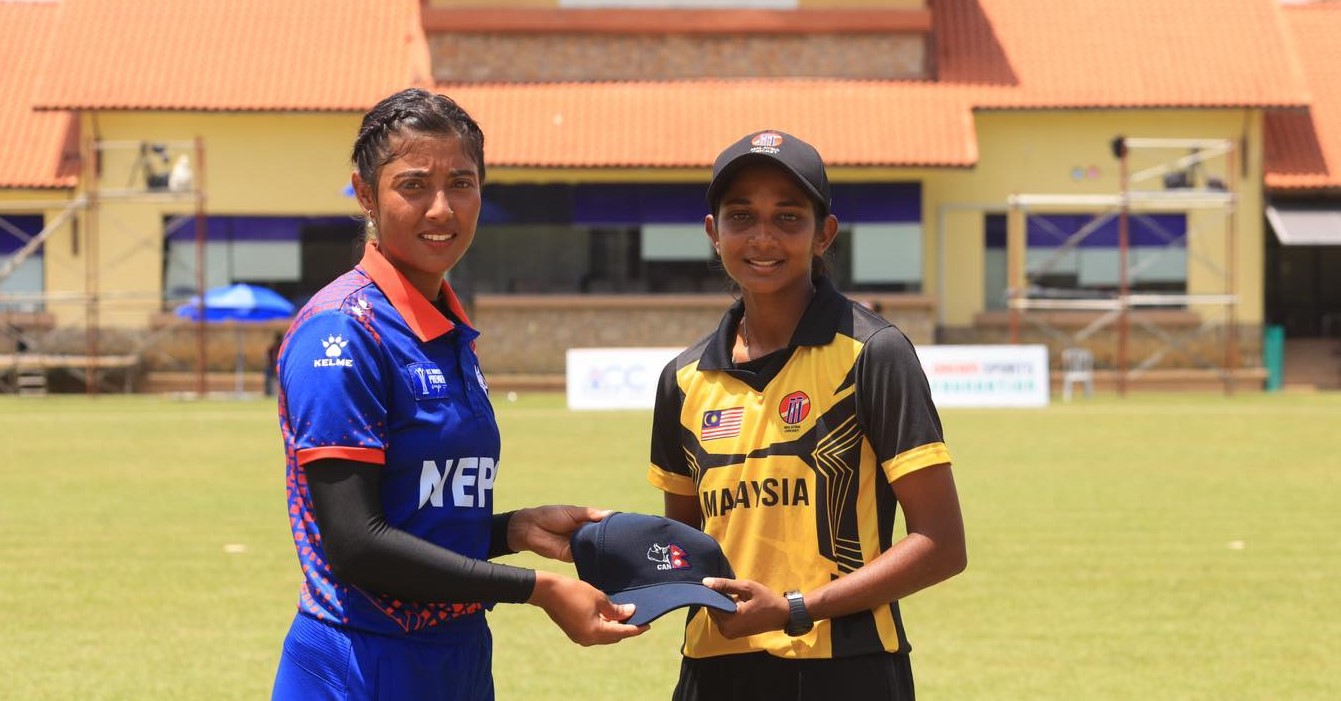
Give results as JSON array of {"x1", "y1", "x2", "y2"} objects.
[{"x1": 671, "y1": 651, "x2": 914, "y2": 701}]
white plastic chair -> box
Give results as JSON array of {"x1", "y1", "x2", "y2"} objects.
[{"x1": 1061, "y1": 347, "x2": 1094, "y2": 402}]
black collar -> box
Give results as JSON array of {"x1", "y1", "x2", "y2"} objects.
[{"x1": 698, "y1": 276, "x2": 846, "y2": 372}]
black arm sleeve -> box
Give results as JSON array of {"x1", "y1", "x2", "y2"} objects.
[{"x1": 306, "y1": 458, "x2": 536, "y2": 604}]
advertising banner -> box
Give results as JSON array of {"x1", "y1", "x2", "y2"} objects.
[
  {"x1": 565, "y1": 347, "x2": 681, "y2": 410},
  {"x1": 918, "y1": 344, "x2": 1050, "y2": 408}
]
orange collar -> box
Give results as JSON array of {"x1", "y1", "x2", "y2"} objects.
[{"x1": 357, "y1": 241, "x2": 472, "y2": 342}]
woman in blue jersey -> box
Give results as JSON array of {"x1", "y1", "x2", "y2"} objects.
[
  {"x1": 647, "y1": 131, "x2": 967, "y2": 700},
  {"x1": 272, "y1": 88, "x2": 645, "y2": 701}
]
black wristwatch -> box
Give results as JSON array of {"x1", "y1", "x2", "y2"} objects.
[{"x1": 783, "y1": 590, "x2": 813, "y2": 636}]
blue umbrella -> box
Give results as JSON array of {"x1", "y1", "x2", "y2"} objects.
[
  {"x1": 175, "y1": 284, "x2": 295, "y2": 395},
  {"x1": 175, "y1": 283, "x2": 295, "y2": 323}
]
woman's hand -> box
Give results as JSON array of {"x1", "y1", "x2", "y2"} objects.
[
  {"x1": 529, "y1": 571, "x2": 648, "y2": 646},
  {"x1": 507, "y1": 505, "x2": 611, "y2": 562},
  {"x1": 702, "y1": 577, "x2": 789, "y2": 639}
]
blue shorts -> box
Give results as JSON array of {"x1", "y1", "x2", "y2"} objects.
[{"x1": 271, "y1": 612, "x2": 494, "y2": 701}]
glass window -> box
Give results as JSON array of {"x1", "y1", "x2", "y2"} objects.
[
  {"x1": 983, "y1": 212, "x2": 1189, "y2": 310},
  {"x1": 0, "y1": 214, "x2": 46, "y2": 312}
]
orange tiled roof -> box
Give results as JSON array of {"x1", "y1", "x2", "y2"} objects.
[
  {"x1": 442, "y1": 80, "x2": 977, "y2": 169},
  {"x1": 938, "y1": 0, "x2": 1310, "y2": 109},
  {"x1": 31, "y1": 0, "x2": 429, "y2": 112},
  {"x1": 440, "y1": 0, "x2": 1310, "y2": 170},
  {"x1": 1266, "y1": 3, "x2": 1341, "y2": 191},
  {"x1": 0, "y1": 1, "x2": 75, "y2": 189}
]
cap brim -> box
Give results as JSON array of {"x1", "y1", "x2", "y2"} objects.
[{"x1": 609, "y1": 581, "x2": 738, "y2": 626}]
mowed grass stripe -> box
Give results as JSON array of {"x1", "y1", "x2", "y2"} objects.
[{"x1": 0, "y1": 392, "x2": 1337, "y2": 700}]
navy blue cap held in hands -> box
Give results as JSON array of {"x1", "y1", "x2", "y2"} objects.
[
  {"x1": 572, "y1": 512, "x2": 737, "y2": 626},
  {"x1": 706, "y1": 130, "x2": 832, "y2": 216}
]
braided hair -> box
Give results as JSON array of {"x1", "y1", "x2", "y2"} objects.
[{"x1": 352, "y1": 88, "x2": 485, "y2": 240}]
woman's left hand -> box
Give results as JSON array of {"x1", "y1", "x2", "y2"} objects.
[
  {"x1": 508, "y1": 506, "x2": 611, "y2": 562},
  {"x1": 702, "y1": 577, "x2": 790, "y2": 639}
]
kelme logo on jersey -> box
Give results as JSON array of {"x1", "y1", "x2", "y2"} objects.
[
  {"x1": 779, "y1": 390, "x2": 811, "y2": 425},
  {"x1": 419, "y1": 457, "x2": 496, "y2": 509},
  {"x1": 313, "y1": 335, "x2": 353, "y2": 368},
  {"x1": 701, "y1": 407, "x2": 744, "y2": 441},
  {"x1": 647, "y1": 543, "x2": 690, "y2": 571}
]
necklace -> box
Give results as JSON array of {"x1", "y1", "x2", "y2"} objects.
[{"x1": 740, "y1": 315, "x2": 750, "y2": 351}]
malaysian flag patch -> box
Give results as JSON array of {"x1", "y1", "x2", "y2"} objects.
[{"x1": 701, "y1": 407, "x2": 744, "y2": 441}]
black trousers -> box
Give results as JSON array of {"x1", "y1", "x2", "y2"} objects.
[{"x1": 671, "y1": 651, "x2": 915, "y2": 701}]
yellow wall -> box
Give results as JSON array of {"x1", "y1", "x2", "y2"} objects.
[
  {"x1": 37, "y1": 111, "x2": 363, "y2": 328},
  {"x1": 5, "y1": 105, "x2": 1269, "y2": 335},
  {"x1": 921, "y1": 109, "x2": 1264, "y2": 327}
]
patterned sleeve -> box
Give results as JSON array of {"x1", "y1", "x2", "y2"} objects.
[
  {"x1": 855, "y1": 326, "x2": 953, "y2": 484},
  {"x1": 281, "y1": 307, "x2": 390, "y2": 466},
  {"x1": 646, "y1": 357, "x2": 695, "y2": 496}
]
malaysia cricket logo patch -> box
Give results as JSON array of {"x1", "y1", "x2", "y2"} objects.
[
  {"x1": 647, "y1": 543, "x2": 690, "y2": 571},
  {"x1": 701, "y1": 407, "x2": 744, "y2": 441},
  {"x1": 779, "y1": 390, "x2": 811, "y2": 425},
  {"x1": 750, "y1": 132, "x2": 784, "y2": 154}
]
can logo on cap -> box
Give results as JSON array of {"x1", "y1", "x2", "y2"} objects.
[{"x1": 648, "y1": 542, "x2": 690, "y2": 571}]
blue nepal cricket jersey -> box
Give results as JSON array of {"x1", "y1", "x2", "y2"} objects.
[{"x1": 278, "y1": 242, "x2": 501, "y2": 639}]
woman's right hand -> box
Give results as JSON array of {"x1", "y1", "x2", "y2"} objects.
[{"x1": 528, "y1": 571, "x2": 648, "y2": 646}]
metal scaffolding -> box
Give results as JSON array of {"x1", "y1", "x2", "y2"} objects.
[
  {"x1": 1005, "y1": 137, "x2": 1241, "y2": 396},
  {"x1": 0, "y1": 136, "x2": 207, "y2": 395}
]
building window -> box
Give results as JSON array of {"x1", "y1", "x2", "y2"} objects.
[
  {"x1": 983, "y1": 212, "x2": 1188, "y2": 310},
  {"x1": 0, "y1": 214, "x2": 45, "y2": 312},
  {"x1": 163, "y1": 215, "x2": 360, "y2": 307}
]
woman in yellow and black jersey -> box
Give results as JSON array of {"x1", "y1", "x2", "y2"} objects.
[{"x1": 647, "y1": 130, "x2": 967, "y2": 701}]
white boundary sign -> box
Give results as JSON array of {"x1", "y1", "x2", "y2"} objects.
[
  {"x1": 566, "y1": 347, "x2": 682, "y2": 410},
  {"x1": 918, "y1": 344, "x2": 1050, "y2": 408}
]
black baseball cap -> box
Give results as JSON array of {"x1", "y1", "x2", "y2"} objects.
[
  {"x1": 572, "y1": 512, "x2": 737, "y2": 626},
  {"x1": 705, "y1": 129, "x2": 832, "y2": 216}
]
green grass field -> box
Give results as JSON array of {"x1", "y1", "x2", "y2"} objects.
[{"x1": 2, "y1": 391, "x2": 1339, "y2": 700}]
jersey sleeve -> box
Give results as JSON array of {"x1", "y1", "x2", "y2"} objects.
[
  {"x1": 855, "y1": 326, "x2": 952, "y2": 484},
  {"x1": 647, "y1": 357, "x2": 695, "y2": 496},
  {"x1": 281, "y1": 307, "x2": 389, "y2": 466}
]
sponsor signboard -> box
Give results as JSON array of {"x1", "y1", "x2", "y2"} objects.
[
  {"x1": 566, "y1": 347, "x2": 682, "y2": 410},
  {"x1": 918, "y1": 344, "x2": 1050, "y2": 408}
]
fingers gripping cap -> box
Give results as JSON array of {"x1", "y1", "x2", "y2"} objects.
[
  {"x1": 572, "y1": 512, "x2": 737, "y2": 626},
  {"x1": 706, "y1": 130, "x2": 832, "y2": 216}
]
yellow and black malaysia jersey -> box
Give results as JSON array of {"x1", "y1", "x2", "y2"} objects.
[{"x1": 647, "y1": 277, "x2": 950, "y2": 660}]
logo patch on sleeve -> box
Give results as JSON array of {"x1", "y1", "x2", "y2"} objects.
[
  {"x1": 313, "y1": 335, "x2": 353, "y2": 367},
  {"x1": 406, "y1": 362, "x2": 450, "y2": 400}
]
